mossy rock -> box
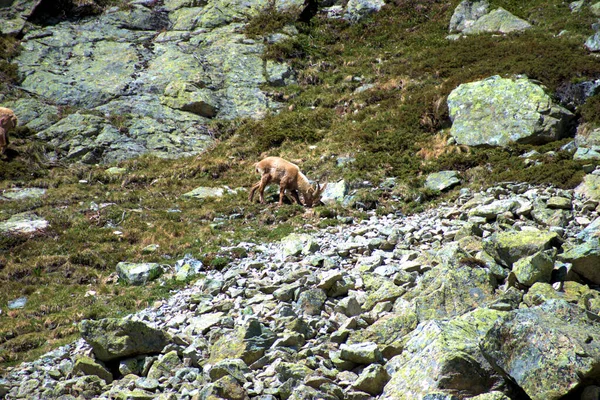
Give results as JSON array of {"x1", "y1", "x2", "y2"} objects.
[
  {"x1": 448, "y1": 76, "x2": 574, "y2": 147},
  {"x1": 79, "y1": 318, "x2": 169, "y2": 362},
  {"x1": 483, "y1": 229, "x2": 559, "y2": 267}
]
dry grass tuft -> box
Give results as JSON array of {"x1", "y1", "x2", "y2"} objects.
[{"x1": 416, "y1": 131, "x2": 470, "y2": 161}]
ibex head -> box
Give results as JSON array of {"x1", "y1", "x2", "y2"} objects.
[{"x1": 303, "y1": 181, "x2": 328, "y2": 207}]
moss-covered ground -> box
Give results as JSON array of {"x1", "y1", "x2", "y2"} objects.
[{"x1": 1, "y1": 0, "x2": 599, "y2": 369}]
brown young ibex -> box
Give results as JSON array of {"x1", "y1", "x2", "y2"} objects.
[
  {"x1": 0, "y1": 107, "x2": 18, "y2": 155},
  {"x1": 249, "y1": 156, "x2": 327, "y2": 207}
]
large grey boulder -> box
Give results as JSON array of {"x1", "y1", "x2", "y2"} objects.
[
  {"x1": 448, "y1": 76, "x2": 574, "y2": 147},
  {"x1": 79, "y1": 318, "x2": 170, "y2": 362},
  {"x1": 344, "y1": 0, "x2": 385, "y2": 22},
  {"x1": 321, "y1": 180, "x2": 349, "y2": 204},
  {"x1": 116, "y1": 262, "x2": 165, "y2": 286},
  {"x1": 449, "y1": 1, "x2": 530, "y2": 35},
  {"x1": 382, "y1": 308, "x2": 507, "y2": 399},
  {"x1": 483, "y1": 229, "x2": 559, "y2": 267},
  {"x1": 462, "y1": 8, "x2": 531, "y2": 34},
  {"x1": 585, "y1": 32, "x2": 600, "y2": 52},
  {"x1": 482, "y1": 300, "x2": 600, "y2": 400},
  {"x1": 558, "y1": 239, "x2": 600, "y2": 284},
  {"x1": 449, "y1": 0, "x2": 490, "y2": 32},
  {"x1": 404, "y1": 264, "x2": 498, "y2": 321},
  {"x1": 424, "y1": 171, "x2": 461, "y2": 192}
]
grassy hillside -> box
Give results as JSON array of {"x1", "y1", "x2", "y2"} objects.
[{"x1": 1, "y1": 0, "x2": 599, "y2": 369}]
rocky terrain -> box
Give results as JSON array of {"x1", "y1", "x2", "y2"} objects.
[
  {"x1": 3, "y1": 0, "x2": 600, "y2": 398},
  {"x1": 4, "y1": 178, "x2": 600, "y2": 399}
]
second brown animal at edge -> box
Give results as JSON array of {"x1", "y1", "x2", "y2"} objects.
[
  {"x1": 0, "y1": 107, "x2": 18, "y2": 155},
  {"x1": 249, "y1": 156, "x2": 327, "y2": 207}
]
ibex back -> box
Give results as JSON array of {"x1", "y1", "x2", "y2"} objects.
[{"x1": 249, "y1": 156, "x2": 326, "y2": 207}]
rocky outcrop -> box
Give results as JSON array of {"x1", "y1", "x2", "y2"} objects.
[
  {"x1": 5, "y1": 0, "x2": 299, "y2": 163},
  {"x1": 448, "y1": 0, "x2": 489, "y2": 33},
  {"x1": 448, "y1": 0, "x2": 531, "y2": 36},
  {"x1": 448, "y1": 76, "x2": 575, "y2": 147},
  {"x1": 0, "y1": 0, "x2": 42, "y2": 35},
  {"x1": 482, "y1": 300, "x2": 600, "y2": 400}
]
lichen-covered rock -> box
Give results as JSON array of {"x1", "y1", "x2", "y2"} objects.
[
  {"x1": 467, "y1": 198, "x2": 523, "y2": 220},
  {"x1": 522, "y1": 282, "x2": 562, "y2": 307},
  {"x1": 13, "y1": 0, "x2": 297, "y2": 163},
  {"x1": 72, "y1": 356, "x2": 113, "y2": 384},
  {"x1": 181, "y1": 186, "x2": 227, "y2": 199},
  {"x1": 482, "y1": 300, "x2": 600, "y2": 400},
  {"x1": 198, "y1": 375, "x2": 249, "y2": 400},
  {"x1": 362, "y1": 280, "x2": 406, "y2": 311},
  {"x1": 209, "y1": 358, "x2": 250, "y2": 382},
  {"x1": 116, "y1": 262, "x2": 164, "y2": 286},
  {"x1": 281, "y1": 233, "x2": 319, "y2": 258},
  {"x1": 448, "y1": 76, "x2": 574, "y2": 147},
  {"x1": 160, "y1": 81, "x2": 219, "y2": 118},
  {"x1": 424, "y1": 171, "x2": 461, "y2": 192},
  {"x1": 511, "y1": 251, "x2": 554, "y2": 286},
  {"x1": 483, "y1": 229, "x2": 559, "y2": 267},
  {"x1": 558, "y1": 239, "x2": 600, "y2": 284},
  {"x1": 209, "y1": 319, "x2": 275, "y2": 365},
  {"x1": 0, "y1": 188, "x2": 46, "y2": 201},
  {"x1": 353, "y1": 364, "x2": 390, "y2": 395},
  {"x1": 547, "y1": 196, "x2": 572, "y2": 210},
  {"x1": 147, "y1": 350, "x2": 183, "y2": 380},
  {"x1": 531, "y1": 198, "x2": 570, "y2": 228},
  {"x1": 585, "y1": 32, "x2": 600, "y2": 52},
  {"x1": 0, "y1": 212, "x2": 49, "y2": 236},
  {"x1": 339, "y1": 342, "x2": 383, "y2": 364},
  {"x1": 295, "y1": 288, "x2": 327, "y2": 315},
  {"x1": 576, "y1": 174, "x2": 600, "y2": 202},
  {"x1": 79, "y1": 318, "x2": 169, "y2": 362},
  {"x1": 321, "y1": 180, "x2": 349, "y2": 204},
  {"x1": 382, "y1": 308, "x2": 506, "y2": 399},
  {"x1": 462, "y1": 8, "x2": 531, "y2": 34},
  {"x1": 347, "y1": 312, "x2": 418, "y2": 346},
  {"x1": 344, "y1": 0, "x2": 385, "y2": 22},
  {"x1": 404, "y1": 264, "x2": 497, "y2": 321},
  {"x1": 449, "y1": 0, "x2": 489, "y2": 32},
  {"x1": 0, "y1": 0, "x2": 42, "y2": 35}
]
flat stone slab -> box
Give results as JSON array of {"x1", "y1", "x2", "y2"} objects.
[
  {"x1": 424, "y1": 171, "x2": 461, "y2": 191},
  {"x1": 0, "y1": 212, "x2": 49, "y2": 236},
  {"x1": 0, "y1": 188, "x2": 46, "y2": 201},
  {"x1": 182, "y1": 186, "x2": 233, "y2": 199}
]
